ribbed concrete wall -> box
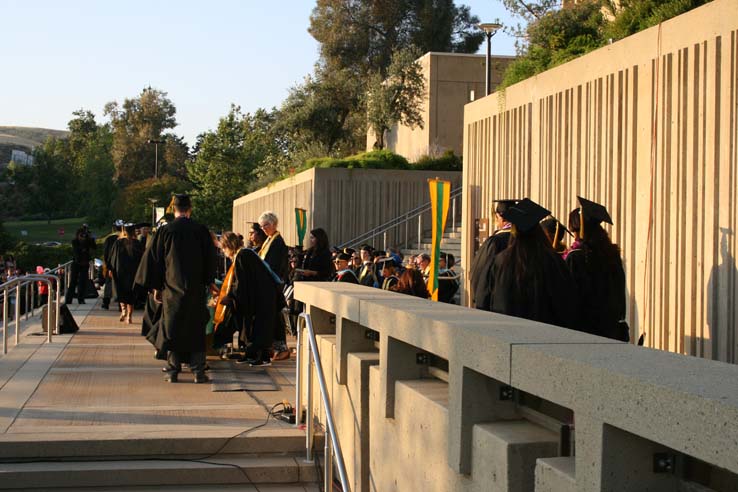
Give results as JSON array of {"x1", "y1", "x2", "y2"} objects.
[
  {"x1": 233, "y1": 168, "x2": 462, "y2": 248},
  {"x1": 461, "y1": 0, "x2": 738, "y2": 363}
]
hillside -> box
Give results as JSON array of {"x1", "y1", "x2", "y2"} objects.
[{"x1": 0, "y1": 126, "x2": 68, "y2": 164}]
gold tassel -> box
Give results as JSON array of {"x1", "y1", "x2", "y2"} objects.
[
  {"x1": 165, "y1": 196, "x2": 176, "y2": 214},
  {"x1": 579, "y1": 208, "x2": 585, "y2": 240},
  {"x1": 553, "y1": 222, "x2": 560, "y2": 248}
]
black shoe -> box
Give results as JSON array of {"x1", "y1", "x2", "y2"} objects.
[
  {"x1": 164, "y1": 373, "x2": 178, "y2": 383},
  {"x1": 194, "y1": 373, "x2": 210, "y2": 384},
  {"x1": 249, "y1": 359, "x2": 271, "y2": 367},
  {"x1": 100, "y1": 304, "x2": 109, "y2": 310},
  {"x1": 235, "y1": 355, "x2": 255, "y2": 365},
  {"x1": 204, "y1": 364, "x2": 211, "y2": 372}
]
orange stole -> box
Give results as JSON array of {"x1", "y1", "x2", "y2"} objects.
[{"x1": 213, "y1": 253, "x2": 238, "y2": 332}]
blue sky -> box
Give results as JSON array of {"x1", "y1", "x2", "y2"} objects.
[{"x1": 1, "y1": 1, "x2": 518, "y2": 145}]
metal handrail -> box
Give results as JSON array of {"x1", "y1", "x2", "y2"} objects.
[
  {"x1": 337, "y1": 186, "x2": 463, "y2": 251},
  {"x1": 295, "y1": 312, "x2": 350, "y2": 492},
  {"x1": 0, "y1": 267, "x2": 61, "y2": 355}
]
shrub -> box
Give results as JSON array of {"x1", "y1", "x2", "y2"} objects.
[
  {"x1": 10, "y1": 242, "x2": 75, "y2": 273},
  {"x1": 414, "y1": 150, "x2": 463, "y2": 172},
  {"x1": 304, "y1": 150, "x2": 410, "y2": 170}
]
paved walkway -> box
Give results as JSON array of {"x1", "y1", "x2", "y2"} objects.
[{"x1": 0, "y1": 298, "x2": 298, "y2": 438}]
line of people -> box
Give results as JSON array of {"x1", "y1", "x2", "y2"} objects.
[{"x1": 469, "y1": 196, "x2": 628, "y2": 342}]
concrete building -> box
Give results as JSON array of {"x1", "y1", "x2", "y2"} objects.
[{"x1": 367, "y1": 52, "x2": 514, "y2": 162}]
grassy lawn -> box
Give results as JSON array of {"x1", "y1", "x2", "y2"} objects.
[{"x1": 4, "y1": 217, "x2": 98, "y2": 244}]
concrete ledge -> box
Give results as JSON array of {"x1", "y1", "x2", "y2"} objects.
[{"x1": 535, "y1": 457, "x2": 575, "y2": 492}]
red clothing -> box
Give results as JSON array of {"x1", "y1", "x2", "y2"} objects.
[{"x1": 38, "y1": 281, "x2": 49, "y2": 295}]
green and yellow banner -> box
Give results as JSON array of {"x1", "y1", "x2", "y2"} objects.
[
  {"x1": 295, "y1": 208, "x2": 307, "y2": 246},
  {"x1": 427, "y1": 178, "x2": 451, "y2": 301}
]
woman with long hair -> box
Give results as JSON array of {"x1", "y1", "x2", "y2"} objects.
[
  {"x1": 392, "y1": 269, "x2": 430, "y2": 299},
  {"x1": 297, "y1": 228, "x2": 332, "y2": 281},
  {"x1": 489, "y1": 199, "x2": 578, "y2": 329},
  {"x1": 216, "y1": 231, "x2": 284, "y2": 366},
  {"x1": 109, "y1": 224, "x2": 144, "y2": 323},
  {"x1": 566, "y1": 196, "x2": 627, "y2": 341},
  {"x1": 540, "y1": 216, "x2": 569, "y2": 255}
]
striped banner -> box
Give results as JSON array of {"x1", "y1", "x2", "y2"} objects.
[
  {"x1": 427, "y1": 178, "x2": 451, "y2": 301},
  {"x1": 295, "y1": 208, "x2": 307, "y2": 247}
]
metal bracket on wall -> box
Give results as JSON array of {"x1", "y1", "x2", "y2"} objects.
[
  {"x1": 365, "y1": 329, "x2": 380, "y2": 342},
  {"x1": 499, "y1": 385, "x2": 515, "y2": 401},
  {"x1": 653, "y1": 453, "x2": 676, "y2": 474},
  {"x1": 416, "y1": 353, "x2": 430, "y2": 365}
]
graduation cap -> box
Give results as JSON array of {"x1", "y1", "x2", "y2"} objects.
[
  {"x1": 577, "y1": 196, "x2": 612, "y2": 224},
  {"x1": 359, "y1": 243, "x2": 374, "y2": 252},
  {"x1": 493, "y1": 199, "x2": 519, "y2": 215},
  {"x1": 378, "y1": 256, "x2": 399, "y2": 268},
  {"x1": 577, "y1": 196, "x2": 613, "y2": 240},
  {"x1": 343, "y1": 247, "x2": 356, "y2": 256},
  {"x1": 134, "y1": 222, "x2": 150, "y2": 229},
  {"x1": 113, "y1": 219, "x2": 125, "y2": 227},
  {"x1": 540, "y1": 216, "x2": 573, "y2": 241},
  {"x1": 501, "y1": 198, "x2": 551, "y2": 233},
  {"x1": 335, "y1": 252, "x2": 351, "y2": 262}
]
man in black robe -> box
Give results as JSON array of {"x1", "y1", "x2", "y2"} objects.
[
  {"x1": 469, "y1": 199, "x2": 517, "y2": 311},
  {"x1": 136, "y1": 194, "x2": 217, "y2": 383},
  {"x1": 65, "y1": 225, "x2": 96, "y2": 305},
  {"x1": 357, "y1": 245, "x2": 377, "y2": 287},
  {"x1": 257, "y1": 211, "x2": 289, "y2": 360},
  {"x1": 101, "y1": 220, "x2": 123, "y2": 310}
]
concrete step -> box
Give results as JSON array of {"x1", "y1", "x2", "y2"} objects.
[
  {"x1": 0, "y1": 453, "x2": 319, "y2": 489},
  {"x1": 0, "y1": 429, "x2": 321, "y2": 460},
  {"x1": 13, "y1": 486, "x2": 319, "y2": 492}
]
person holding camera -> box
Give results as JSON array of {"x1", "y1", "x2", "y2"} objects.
[{"x1": 65, "y1": 225, "x2": 96, "y2": 305}]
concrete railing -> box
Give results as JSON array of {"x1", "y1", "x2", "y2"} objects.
[{"x1": 294, "y1": 281, "x2": 738, "y2": 492}]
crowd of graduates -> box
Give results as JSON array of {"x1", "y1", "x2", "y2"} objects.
[{"x1": 469, "y1": 196, "x2": 629, "y2": 342}]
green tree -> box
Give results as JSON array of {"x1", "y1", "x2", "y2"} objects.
[
  {"x1": 367, "y1": 47, "x2": 426, "y2": 149},
  {"x1": 603, "y1": 0, "x2": 709, "y2": 41},
  {"x1": 112, "y1": 175, "x2": 190, "y2": 224},
  {"x1": 188, "y1": 106, "x2": 270, "y2": 230},
  {"x1": 104, "y1": 87, "x2": 186, "y2": 184},
  {"x1": 278, "y1": 66, "x2": 366, "y2": 160},
  {"x1": 28, "y1": 139, "x2": 77, "y2": 221},
  {"x1": 309, "y1": 0, "x2": 484, "y2": 75}
]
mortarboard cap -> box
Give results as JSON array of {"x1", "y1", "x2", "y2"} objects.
[
  {"x1": 173, "y1": 194, "x2": 192, "y2": 209},
  {"x1": 577, "y1": 196, "x2": 613, "y2": 225},
  {"x1": 540, "y1": 216, "x2": 573, "y2": 238},
  {"x1": 134, "y1": 222, "x2": 150, "y2": 229},
  {"x1": 378, "y1": 256, "x2": 399, "y2": 267},
  {"x1": 113, "y1": 219, "x2": 125, "y2": 228},
  {"x1": 336, "y1": 252, "x2": 351, "y2": 261},
  {"x1": 359, "y1": 243, "x2": 374, "y2": 252},
  {"x1": 343, "y1": 247, "x2": 356, "y2": 256},
  {"x1": 501, "y1": 198, "x2": 551, "y2": 233},
  {"x1": 494, "y1": 199, "x2": 519, "y2": 215}
]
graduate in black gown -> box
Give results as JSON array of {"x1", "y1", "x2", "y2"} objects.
[
  {"x1": 565, "y1": 196, "x2": 628, "y2": 341},
  {"x1": 101, "y1": 220, "x2": 124, "y2": 310},
  {"x1": 136, "y1": 194, "x2": 217, "y2": 383},
  {"x1": 218, "y1": 232, "x2": 285, "y2": 366},
  {"x1": 469, "y1": 199, "x2": 517, "y2": 310},
  {"x1": 332, "y1": 252, "x2": 359, "y2": 283},
  {"x1": 109, "y1": 224, "x2": 144, "y2": 324},
  {"x1": 378, "y1": 257, "x2": 400, "y2": 290},
  {"x1": 296, "y1": 228, "x2": 333, "y2": 281},
  {"x1": 257, "y1": 211, "x2": 290, "y2": 361},
  {"x1": 490, "y1": 199, "x2": 579, "y2": 330},
  {"x1": 540, "y1": 216, "x2": 571, "y2": 256},
  {"x1": 437, "y1": 252, "x2": 460, "y2": 304}
]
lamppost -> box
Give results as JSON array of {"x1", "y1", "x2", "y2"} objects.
[
  {"x1": 147, "y1": 139, "x2": 165, "y2": 179},
  {"x1": 478, "y1": 22, "x2": 503, "y2": 96},
  {"x1": 148, "y1": 198, "x2": 158, "y2": 227}
]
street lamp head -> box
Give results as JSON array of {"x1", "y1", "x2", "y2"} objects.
[{"x1": 478, "y1": 22, "x2": 503, "y2": 35}]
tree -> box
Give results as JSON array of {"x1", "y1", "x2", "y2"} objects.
[
  {"x1": 188, "y1": 106, "x2": 270, "y2": 230},
  {"x1": 278, "y1": 66, "x2": 366, "y2": 160},
  {"x1": 367, "y1": 47, "x2": 426, "y2": 149},
  {"x1": 309, "y1": 0, "x2": 484, "y2": 76},
  {"x1": 104, "y1": 87, "x2": 184, "y2": 184},
  {"x1": 112, "y1": 175, "x2": 190, "y2": 224},
  {"x1": 28, "y1": 138, "x2": 77, "y2": 221}
]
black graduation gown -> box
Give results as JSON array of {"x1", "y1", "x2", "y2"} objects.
[
  {"x1": 334, "y1": 269, "x2": 359, "y2": 283},
  {"x1": 490, "y1": 248, "x2": 579, "y2": 330},
  {"x1": 134, "y1": 231, "x2": 166, "y2": 358},
  {"x1": 358, "y1": 263, "x2": 377, "y2": 287},
  {"x1": 102, "y1": 235, "x2": 117, "y2": 270},
  {"x1": 135, "y1": 217, "x2": 216, "y2": 354},
  {"x1": 109, "y1": 239, "x2": 144, "y2": 304},
  {"x1": 262, "y1": 234, "x2": 289, "y2": 282},
  {"x1": 381, "y1": 275, "x2": 399, "y2": 290},
  {"x1": 469, "y1": 230, "x2": 511, "y2": 310},
  {"x1": 222, "y1": 248, "x2": 284, "y2": 350},
  {"x1": 437, "y1": 269, "x2": 460, "y2": 304},
  {"x1": 566, "y1": 247, "x2": 627, "y2": 340},
  {"x1": 301, "y1": 249, "x2": 333, "y2": 281}
]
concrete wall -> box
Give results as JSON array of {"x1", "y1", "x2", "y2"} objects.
[
  {"x1": 367, "y1": 52, "x2": 514, "y2": 161},
  {"x1": 295, "y1": 282, "x2": 738, "y2": 492},
  {"x1": 461, "y1": 0, "x2": 738, "y2": 362},
  {"x1": 232, "y1": 167, "x2": 461, "y2": 248}
]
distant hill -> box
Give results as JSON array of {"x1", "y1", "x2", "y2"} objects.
[{"x1": 0, "y1": 126, "x2": 68, "y2": 165}]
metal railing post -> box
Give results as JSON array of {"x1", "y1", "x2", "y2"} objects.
[
  {"x1": 2, "y1": 288, "x2": 7, "y2": 355},
  {"x1": 383, "y1": 231, "x2": 387, "y2": 251},
  {"x1": 324, "y1": 426, "x2": 334, "y2": 491},
  {"x1": 417, "y1": 215, "x2": 422, "y2": 248},
  {"x1": 14, "y1": 284, "x2": 21, "y2": 345},
  {"x1": 295, "y1": 321, "x2": 303, "y2": 428},
  {"x1": 404, "y1": 216, "x2": 409, "y2": 249},
  {"x1": 452, "y1": 196, "x2": 457, "y2": 232},
  {"x1": 306, "y1": 340, "x2": 314, "y2": 463}
]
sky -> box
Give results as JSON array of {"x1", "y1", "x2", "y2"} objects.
[{"x1": 1, "y1": 1, "x2": 519, "y2": 146}]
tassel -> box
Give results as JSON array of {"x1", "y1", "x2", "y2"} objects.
[
  {"x1": 553, "y1": 222, "x2": 560, "y2": 248},
  {"x1": 579, "y1": 208, "x2": 585, "y2": 240}
]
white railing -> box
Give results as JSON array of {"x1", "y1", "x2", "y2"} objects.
[
  {"x1": 0, "y1": 260, "x2": 73, "y2": 354},
  {"x1": 338, "y1": 186, "x2": 462, "y2": 251},
  {"x1": 295, "y1": 312, "x2": 350, "y2": 492}
]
